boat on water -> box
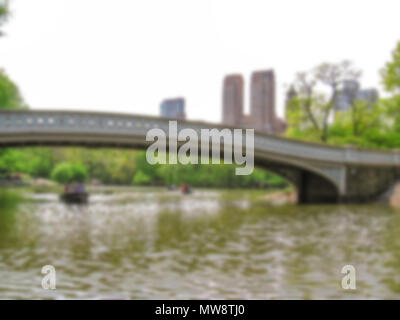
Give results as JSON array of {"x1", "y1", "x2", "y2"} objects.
[
  {"x1": 60, "y1": 192, "x2": 89, "y2": 204},
  {"x1": 180, "y1": 184, "x2": 192, "y2": 195},
  {"x1": 60, "y1": 182, "x2": 88, "y2": 204}
]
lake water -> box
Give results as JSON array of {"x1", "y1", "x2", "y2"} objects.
[{"x1": 1, "y1": 186, "x2": 400, "y2": 299}]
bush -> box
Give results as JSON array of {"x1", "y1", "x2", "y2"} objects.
[
  {"x1": 51, "y1": 162, "x2": 88, "y2": 184},
  {"x1": 132, "y1": 170, "x2": 151, "y2": 185}
]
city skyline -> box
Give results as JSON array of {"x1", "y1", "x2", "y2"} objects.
[
  {"x1": 0, "y1": 0, "x2": 399, "y2": 124},
  {"x1": 222, "y1": 70, "x2": 286, "y2": 135}
]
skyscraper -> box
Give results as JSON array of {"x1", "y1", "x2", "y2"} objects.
[
  {"x1": 334, "y1": 80, "x2": 378, "y2": 112},
  {"x1": 222, "y1": 74, "x2": 244, "y2": 126},
  {"x1": 221, "y1": 70, "x2": 286, "y2": 135},
  {"x1": 335, "y1": 80, "x2": 360, "y2": 111},
  {"x1": 250, "y1": 70, "x2": 276, "y2": 133},
  {"x1": 160, "y1": 98, "x2": 186, "y2": 120}
]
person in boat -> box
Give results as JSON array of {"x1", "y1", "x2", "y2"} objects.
[
  {"x1": 63, "y1": 182, "x2": 85, "y2": 195},
  {"x1": 64, "y1": 182, "x2": 75, "y2": 194},
  {"x1": 180, "y1": 184, "x2": 192, "y2": 194},
  {"x1": 61, "y1": 181, "x2": 88, "y2": 204},
  {"x1": 75, "y1": 181, "x2": 86, "y2": 194}
]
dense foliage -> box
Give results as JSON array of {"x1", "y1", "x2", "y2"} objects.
[
  {"x1": 0, "y1": 70, "x2": 28, "y2": 179},
  {"x1": 131, "y1": 151, "x2": 287, "y2": 188},
  {"x1": 51, "y1": 162, "x2": 88, "y2": 183},
  {"x1": 0, "y1": 70, "x2": 25, "y2": 110},
  {"x1": 286, "y1": 61, "x2": 361, "y2": 142},
  {"x1": 286, "y1": 44, "x2": 400, "y2": 149},
  {"x1": 0, "y1": 148, "x2": 288, "y2": 188}
]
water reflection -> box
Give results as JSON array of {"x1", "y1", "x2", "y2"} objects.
[{"x1": 0, "y1": 187, "x2": 400, "y2": 299}]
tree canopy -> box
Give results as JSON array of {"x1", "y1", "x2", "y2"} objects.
[
  {"x1": 382, "y1": 41, "x2": 400, "y2": 94},
  {"x1": 51, "y1": 162, "x2": 88, "y2": 184},
  {"x1": 381, "y1": 41, "x2": 400, "y2": 131},
  {"x1": 286, "y1": 61, "x2": 361, "y2": 142},
  {"x1": 0, "y1": 69, "x2": 25, "y2": 109}
]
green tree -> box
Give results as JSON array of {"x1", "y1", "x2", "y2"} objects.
[
  {"x1": 286, "y1": 61, "x2": 361, "y2": 142},
  {"x1": 381, "y1": 41, "x2": 400, "y2": 131},
  {"x1": 0, "y1": 70, "x2": 26, "y2": 176},
  {"x1": 382, "y1": 41, "x2": 400, "y2": 94},
  {"x1": 334, "y1": 100, "x2": 383, "y2": 137},
  {"x1": 27, "y1": 148, "x2": 55, "y2": 177},
  {"x1": 51, "y1": 162, "x2": 88, "y2": 184},
  {"x1": 132, "y1": 170, "x2": 151, "y2": 185},
  {"x1": 0, "y1": 69, "x2": 25, "y2": 109},
  {"x1": 132, "y1": 151, "x2": 161, "y2": 184}
]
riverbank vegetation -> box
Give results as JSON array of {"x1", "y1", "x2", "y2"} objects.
[{"x1": 0, "y1": 147, "x2": 289, "y2": 188}]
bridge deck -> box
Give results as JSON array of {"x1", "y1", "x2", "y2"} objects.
[{"x1": 0, "y1": 110, "x2": 399, "y2": 167}]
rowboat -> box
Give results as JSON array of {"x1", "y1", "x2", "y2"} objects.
[{"x1": 60, "y1": 192, "x2": 89, "y2": 204}]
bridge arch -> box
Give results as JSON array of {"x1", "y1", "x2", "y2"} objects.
[
  {"x1": 253, "y1": 153, "x2": 340, "y2": 203},
  {"x1": 1, "y1": 110, "x2": 399, "y2": 203}
]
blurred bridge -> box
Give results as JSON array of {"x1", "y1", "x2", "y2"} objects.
[{"x1": 1, "y1": 110, "x2": 399, "y2": 204}]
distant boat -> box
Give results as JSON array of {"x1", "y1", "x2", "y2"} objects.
[
  {"x1": 180, "y1": 184, "x2": 192, "y2": 195},
  {"x1": 60, "y1": 192, "x2": 89, "y2": 204}
]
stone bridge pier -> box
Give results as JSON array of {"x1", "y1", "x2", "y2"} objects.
[
  {"x1": 296, "y1": 166, "x2": 399, "y2": 204},
  {"x1": 256, "y1": 157, "x2": 400, "y2": 204},
  {"x1": 342, "y1": 166, "x2": 400, "y2": 203}
]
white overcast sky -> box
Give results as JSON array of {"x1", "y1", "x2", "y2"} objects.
[{"x1": 0, "y1": 0, "x2": 399, "y2": 123}]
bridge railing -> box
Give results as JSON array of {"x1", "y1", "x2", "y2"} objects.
[{"x1": 0, "y1": 110, "x2": 399, "y2": 167}]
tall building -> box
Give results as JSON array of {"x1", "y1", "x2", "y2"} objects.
[
  {"x1": 250, "y1": 70, "x2": 276, "y2": 132},
  {"x1": 222, "y1": 74, "x2": 244, "y2": 126},
  {"x1": 221, "y1": 70, "x2": 286, "y2": 135},
  {"x1": 335, "y1": 80, "x2": 360, "y2": 111},
  {"x1": 160, "y1": 98, "x2": 186, "y2": 120},
  {"x1": 356, "y1": 88, "x2": 379, "y2": 106},
  {"x1": 335, "y1": 80, "x2": 378, "y2": 112},
  {"x1": 285, "y1": 85, "x2": 297, "y2": 107}
]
